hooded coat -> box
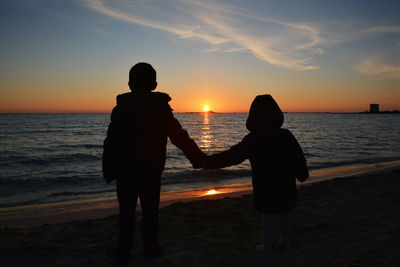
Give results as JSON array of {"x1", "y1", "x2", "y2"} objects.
[
  {"x1": 102, "y1": 91, "x2": 204, "y2": 183},
  {"x1": 206, "y1": 95, "x2": 309, "y2": 214}
]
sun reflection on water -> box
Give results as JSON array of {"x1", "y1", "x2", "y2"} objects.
[
  {"x1": 201, "y1": 112, "x2": 212, "y2": 149},
  {"x1": 203, "y1": 112, "x2": 209, "y2": 125}
]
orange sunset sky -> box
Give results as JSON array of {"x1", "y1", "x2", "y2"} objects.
[{"x1": 1, "y1": 0, "x2": 399, "y2": 113}]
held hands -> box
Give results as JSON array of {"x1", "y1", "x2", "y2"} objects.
[
  {"x1": 190, "y1": 151, "x2": 207, "y2": 169},
  {"x1": 200, "y1": 158, "x2": 207, "y2": 169},
  {"x1": 191, "y1": 154, "x2": 209, "y2": 169}
]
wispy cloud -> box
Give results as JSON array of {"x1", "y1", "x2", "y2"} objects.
[
  {"x1": 85, "y1": 0, "x2": 327, "y2": 70},
  {"x1": 85, "y1": 0, "x2": 230, "y2": 44},
  {"x1": 85, "y1": 0, "x2": 399, "y2": 72},
  {"x1": 356, "y1": 39, "x2": 400, "y2": 79},
  {"x1": 359, "y1": 26, "x2": 400, "y2": 36},
  {"x1": 356, "y1": 60, "x2": 400, "y2": 78}
]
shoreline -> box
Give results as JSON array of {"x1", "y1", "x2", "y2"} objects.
[{"x1": 1, "y1": 160, "x2": 400, "y2": 228}]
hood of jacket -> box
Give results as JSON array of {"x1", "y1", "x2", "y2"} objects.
[{"x1": 246, "y1": 94, "x2": 284, "y2": 132}]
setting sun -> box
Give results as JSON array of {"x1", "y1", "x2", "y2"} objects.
[
  {"x1": 204, "y1": 189, "x2": 219, "y2": 195},
  {"x1": 203, "y1": 105, "x2": 210, "y2": 112}
]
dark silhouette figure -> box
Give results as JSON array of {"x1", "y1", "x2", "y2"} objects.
[
  {"x1": 204, "y1": 94, "x2": 309, "y2": 255},
  {"x1": 102, "y1": 63, "x2": 205, "y2": 261}
]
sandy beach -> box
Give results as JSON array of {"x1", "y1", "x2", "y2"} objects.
[{"x1": 1, "y1": 167, "x2": 400, "y2": 266}]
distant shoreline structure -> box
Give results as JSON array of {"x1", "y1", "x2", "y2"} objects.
[{"x1": 361, "y1": 103, "x2": 398, "y2": 114}]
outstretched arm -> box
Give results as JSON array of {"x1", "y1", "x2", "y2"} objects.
[
  {"x1": 205, "y1": 135, "x2": 251, "y2": 169},
  {"x1": 166, "y1": 115, "x2": 206, "y2": 168}
]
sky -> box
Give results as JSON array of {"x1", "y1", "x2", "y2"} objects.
[{"x1": 0, "y1": 0, "x2": 399, "y2": 113}]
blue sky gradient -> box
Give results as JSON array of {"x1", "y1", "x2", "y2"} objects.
[{"x1": 1, "y1": 0, "x2": 399, "y2": 112}]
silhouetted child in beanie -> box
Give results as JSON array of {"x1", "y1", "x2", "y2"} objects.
[{"x1": 204, "y1": 94, "x2": 309, "y2": 255}]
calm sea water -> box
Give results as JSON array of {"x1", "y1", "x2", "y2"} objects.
[{"x1": 0, "y1": 113, "x2": 399, "y2": 208}]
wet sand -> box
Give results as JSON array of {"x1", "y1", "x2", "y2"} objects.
[
  {"x1": 1, "y1": 160, "x2": 399, "y2": 228},
  {"x1": 1, "y1": 166, "x2": 399, "y2": 266}
]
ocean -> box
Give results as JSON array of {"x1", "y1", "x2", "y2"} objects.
[{"x1": 1, "y1": 113, "x2": 399, "y2": 209}]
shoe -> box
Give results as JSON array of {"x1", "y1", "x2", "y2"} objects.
[{"x1": 144, "y1": 241, "x2": 163, "y2": 259}]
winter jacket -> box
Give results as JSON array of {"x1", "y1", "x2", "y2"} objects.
[
  {"x1": 102, "y1": 91, "x2": 205, "y2": 183},
  {"x1": 206, "y1": 128, "x2": 309, "y2": 214}
]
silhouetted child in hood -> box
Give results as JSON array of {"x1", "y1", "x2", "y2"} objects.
[{"x1": 204, "y1": 94, "x2": 309, "y2": 255}]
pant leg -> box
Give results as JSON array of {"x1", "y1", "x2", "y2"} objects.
[
  {"x1": 117, "y1": 179, "x2": 139, "y2": 251},
  {"x1": 263, "y1": 214, "x2": 276, "y2": 254},
  {"x1": 279, "y1": 211, "x2": 292, "y2": 246},
  {"x1": 139, "y1": 175, "x2": 161, "y2": 247}
]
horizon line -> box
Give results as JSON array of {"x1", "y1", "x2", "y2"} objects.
[{"x1": 1, "y1": 111, "x2": 397, "y2": 115}]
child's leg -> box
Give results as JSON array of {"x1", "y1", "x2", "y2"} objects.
[
  {"x1": 279, "y1": 211, "x2": 292, "y2": 246},
  {"x1": 262, "y1": 214, "x2": 276, "y2": 254}
]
